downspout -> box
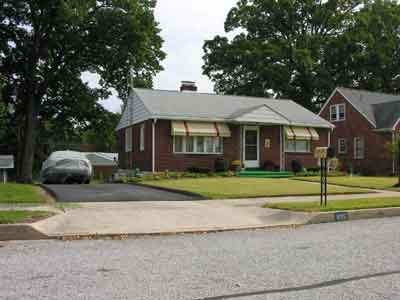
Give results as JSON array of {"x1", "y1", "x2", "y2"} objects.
[
  {"x1": 393, "y1": 131, "x2": 396, "y2": 175},
  {"x1": 152, "y1": 119, "x2": 157, "y2": 173},
  {"x1": 328, "y1": 129, "x2": 331, "y2": 147},
  {"x1": 281, "y1": 125, "x2": 286, "y2": 171},
  {"x1": 280, "y1": 125, "x2": 283, "y2": 171}
]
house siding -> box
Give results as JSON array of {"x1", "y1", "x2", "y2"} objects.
[{"x1": 320, "y1": 91, "x2": 393, "y2": 175}]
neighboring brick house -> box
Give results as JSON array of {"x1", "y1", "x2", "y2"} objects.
[
  {"x1": 319, "y1": 87, "x2": 400, "y2": 175},
  {"x1": 117, "y1": 82, "x2": 333, "y2": 172}
]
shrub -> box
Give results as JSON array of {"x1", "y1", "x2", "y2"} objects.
[
  {"x1": 230, "y1": 160, "x2": 243, "y2": 171},
  {"x1": 291, "y1": 160, "x2": 303, "y2": 174},
  {"x1": 186, "y1": 167, "x2": 212, "y2": 174},
  {"x1": 214, "y1": 158, "x2": 227, "y2": 172},
  {"x1": 262, "y1": 160, "x2": 276, "y2": 171}
]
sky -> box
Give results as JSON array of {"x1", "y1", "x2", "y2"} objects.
[{"x1": 85, "y1": 0, "x2": 238, "y2": 113}]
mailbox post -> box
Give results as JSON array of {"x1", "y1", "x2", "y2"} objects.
[
  {"x1": 314, "y1": 147, "x2": 335, "y2": 206},
  {"x1": 0, "y1": 155, "x2": 14, "y2": 183}
]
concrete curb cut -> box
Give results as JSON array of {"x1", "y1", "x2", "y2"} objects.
[
  {"x1": 307, "y1": 207, "x2": 400, "y2": 224},
  {"x1": 38, "y1": 184, "x2": 59, "y2": 201},
  {"x1": 129, "y1": 183, "x2": 208, "y2": 200},
  {"x1": 0, "y1": 224, "x2": 50, "y2": 241},
  {"x1": 3, "y1": 207, "x2": 400, "y2": 241}
]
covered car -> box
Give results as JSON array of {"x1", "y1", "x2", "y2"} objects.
[{"x1": 41, "y1": 151, "x2": 93, "y2": 184}]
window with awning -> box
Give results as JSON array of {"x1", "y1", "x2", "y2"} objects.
[
  {"x1": 284, "y1": 126, "x2": 319, "y2": 153},
  {"x1": 171, "y1": 121, "x2": 231, "y2": 137},
  {"x1": 285, "y1": 126, "x2": 319, "y2": 141}
]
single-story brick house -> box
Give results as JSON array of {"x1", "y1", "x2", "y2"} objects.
[
  {"x1": 319, "y1": 87, "x2": 400, "y2": 175},
  {"x1": 117, "y1": 82, "x2": 333, "y2": 172}
]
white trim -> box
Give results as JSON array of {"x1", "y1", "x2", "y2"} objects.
[
  {"x1": 392, "y1": 132, "x2": 396, "y2": 175},
  {"x1": 328, "y1": 130, "x2": 331, "y2": 147},
  {"x1": 319, "y1": 88, "x2": 376, "y2": 128},
  {"x1": 125, "y1": 127, "x2": 132, "y2": 152},
  {"x1": 392, "y1": 118, "x2": 400, "y2": 131},
  {"x1": 139, "y1": 123, "x2": 145, "y2": 152},
  {"x1": 329, "y1": 103, "x2": 346, "y2": 122},
  {"x1": 338, "y1": 138, "x2": 347, "y2": 154},
  {"x1": 152, "y1": 119, "x2": 156, "y2": 173},
  {"x1": 243, "y1": 125, "x2": 260, "y2": 168},
  {"x1": 354, "y1": 137, "x2": 365, "y2": 159},
  {"x1": 173, "y1": 136, "x2": 223, "y2": 155}
]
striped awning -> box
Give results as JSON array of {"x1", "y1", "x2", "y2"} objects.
[
  {"x1": 171, "y1": 121, "x2": 231, "y2": 137},
  {"x1": 285, "y1": 126, "x2": 319, "y2": 141}
]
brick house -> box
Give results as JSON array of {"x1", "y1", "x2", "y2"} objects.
[
  {"x1": 117, "y1": 82, "x2": 333, "y2": 172},
  {"x1": 319, "y1": 87, "x2": 400, "y2": 175}
]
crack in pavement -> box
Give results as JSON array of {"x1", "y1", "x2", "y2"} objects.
[{"x1": 195, "y1": 270, "x2": 400, "y2": 300}]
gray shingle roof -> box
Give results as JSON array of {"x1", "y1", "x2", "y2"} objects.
[
  {"x1": 337, "y1": 87, "x2": 400, "y2": 129},
  {"x1": 117, "y1": 88, "x2": 332, "y2": 129}
]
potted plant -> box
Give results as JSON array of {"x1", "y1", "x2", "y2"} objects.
[{"x1": 231, "y1": 160, "x2": 243, "y2": 172}]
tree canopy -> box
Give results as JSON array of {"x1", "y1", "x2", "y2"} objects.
[
  {"x1": 0, "y1": 0, "x2": 165, "y2": 182},
  {"x1": 203, "y1": 0, "x2": 400, "y2": 111}
]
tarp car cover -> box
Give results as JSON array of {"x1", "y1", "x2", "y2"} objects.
[{"x1": 41, "y1": 151, "x2": 93, "y2": 183}]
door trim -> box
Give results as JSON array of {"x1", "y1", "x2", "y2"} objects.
[{"x1": 243, "y1": 125, "x2": 260, "y2": 168}]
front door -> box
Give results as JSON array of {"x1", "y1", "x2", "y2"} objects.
[{"x1": 243, "y1": 126, "x2": 260, "y2": 168}]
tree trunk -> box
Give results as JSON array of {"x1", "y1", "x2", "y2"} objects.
[{"x1": 17, "y1": 95, "x2": 39, "y2": 183}]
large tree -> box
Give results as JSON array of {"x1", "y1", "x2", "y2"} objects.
[
  {"x1": 203, "y1": 0, "x2": 362, "y2": 110},
  {"x1": 0, "y1": 0, "x2": 165, "y2": 182}
]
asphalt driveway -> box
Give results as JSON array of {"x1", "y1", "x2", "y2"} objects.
[{"x1": 44, "y1": 183, "x2": 202, "y2": 202}]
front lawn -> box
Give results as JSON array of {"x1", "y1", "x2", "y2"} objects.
[
  {"x1": 264, "y1": 197, "x2": 400, "y2": 212},
  {"x1": 143, "y1": 177, "x2": 368, "y2": 199},
  {"x1": 0, "y1": 183, "x2": 49, "y2": 204},
  {"x1": 295, "y1": 176, "x2": 399, "y2": 190},
  {"x1": 0, "y1": 211, "x2": 53, "y2": 224}
]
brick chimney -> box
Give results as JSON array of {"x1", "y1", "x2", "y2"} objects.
[{"x1": 180, "y1": 81, "x2": 197, "y2": 92}]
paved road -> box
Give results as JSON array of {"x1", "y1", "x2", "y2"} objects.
[
  {"x1": 44, "y1": 183, "x2": 202, "y2": 202},
  {"x1": 2, "y1": 218, "x2": 400, "y2": 300}
]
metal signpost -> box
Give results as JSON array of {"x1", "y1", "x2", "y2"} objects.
[
  {"x1": 0, "y1": 155, "x2": 14, "y2": 183},
  {"x1": 314, "y1": 147, "x2": 335, "y2": 207}
]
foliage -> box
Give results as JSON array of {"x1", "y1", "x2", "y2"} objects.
[
  {"x1": 0, "y1": 0, "x2": 165, "y2": 182},
  {"x1": 203, "y1": 0, "x2": 400, "y2": 111}
]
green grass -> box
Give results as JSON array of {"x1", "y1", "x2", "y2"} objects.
[
  {"x1": 264, "y1": 197, "x2": 400, "y2": 212},
  {"x1": 0, "y1": 211, "x2": 53, "y2": 224},
  {"x1": 295, "y1": 176, "x2": 399, "y2": 190},
  {"x1": 0, "y1": 183, "x2": 49, "y2": 204},
  {"x1": 143, "y1": 177, "x2": 368, "y2": 199}
]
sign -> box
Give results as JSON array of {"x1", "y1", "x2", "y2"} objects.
[
  {"x1": 264, "y1": 139, "x2": 271, "y2": 148},
  {"x1": 0, "y1": 155, "x2": 14, "y2": 169},
  {"x1": 315, "y1": 147, "x2": 328, "y2": 159},
  {"x1": 335, "y1": 211, "x2": 349, "y2": 222}
]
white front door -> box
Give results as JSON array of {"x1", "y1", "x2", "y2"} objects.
[{"x1": 243, "y1": 126, "x2": 260, "y2": 168}]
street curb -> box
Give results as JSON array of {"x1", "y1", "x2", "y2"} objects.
[
  {"x1": 37, "y1": 184, "x2": 59, "y2": 201},
  {"x1": 0, "y1": 224, "x2": 51, "y2": 241},
  {"x1": 50, "y1": 224, "x2": 303, "y2": 241},
  {"x1": 129, "y1": 183, "x2": 208, "y2": 200},
  {"x1": 307, "y1": 207, "x2": 400, "y2": 224}
]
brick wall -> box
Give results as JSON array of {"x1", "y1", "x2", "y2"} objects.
[
  {"x1": 155, "y1": 120, "x2": 240, "y2": 171},
  {"x1": 284, "y1": 128, "x2": 330, "y2": 171},
  {"x1": 319, "y1": 91, "x2": 393, "y2": 175}
]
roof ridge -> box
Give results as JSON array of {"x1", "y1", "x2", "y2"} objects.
[
  {"x1": 338, "y1": 86, "x2": 400, "y2": 97},
  {"x1": 133, "y1": 87, "x2": 291, "y2": 102}
]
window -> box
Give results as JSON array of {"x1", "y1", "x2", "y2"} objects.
[
  {"x1": 174, "y1": 136, "x2": 223, "y2": 154},
  {"x1": 285, "y1": 139, "x2": 311, "y2": 153},
  {"x1": 338, "y1": 138, "x2": 347, "y2": 154},
  {"x1": 354, "y1": 137, "x2": 365, "y2": 159},
  {"x1": 330, "y1": 104, "x2": 345, "y2": 122},
  {"x1": 125, "y1": 127, "x2": 132, "y2": 152},
  {"x1": 140, "y1": 124, "x2": 145, "y2": 151}
]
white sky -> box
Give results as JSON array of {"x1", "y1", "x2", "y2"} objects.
[{"x1": 86, "y1": 0, "x2": 237, "y2": 113}]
